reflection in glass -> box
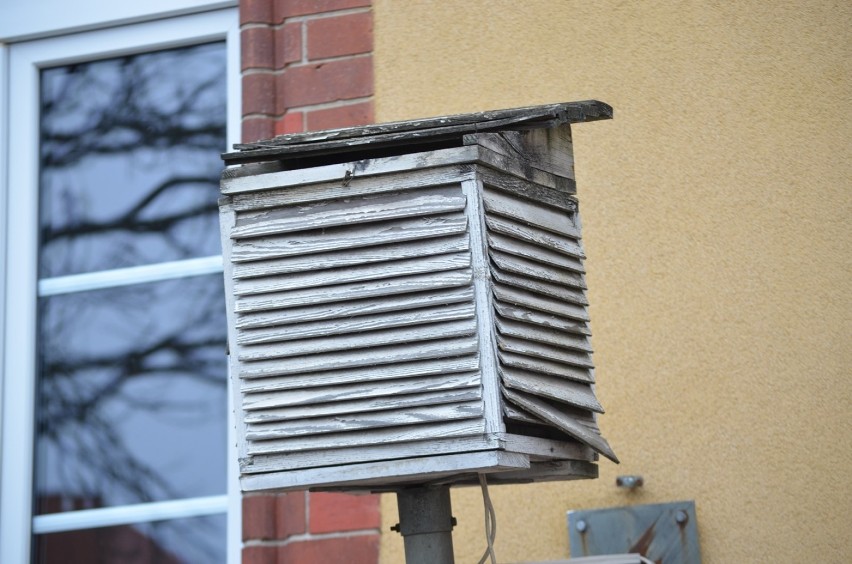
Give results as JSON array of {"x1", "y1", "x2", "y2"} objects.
[
  {"x1": 35, "y1": 275, "x2": 227, "y2": 513},
  {"x1": 33, "y1": 514, "x2": 226, "y2": 564},
  {"x1": 39, "y1": 42, "x2": 226, "y2": 277}
]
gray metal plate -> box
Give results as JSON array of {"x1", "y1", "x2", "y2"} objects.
[{"x1": 567, "y1": 501, "x2": 701, "y2": 564}]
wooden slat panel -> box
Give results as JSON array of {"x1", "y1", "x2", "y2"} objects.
[
  {"x1": 483, "y1": 188, "x2": 578, "y2": 236},
  {"x1": 497, "y1": 334, "x2": 594, "y2": 369},
  {"x1": 235, "y1": 269, "x2": 472, "y2": 313},
  {"x1": 499, "y1": 433, "x2": 594, "y2": 462},
  {"x1": 492, "y1": 255, "x2": 586, "y2": 291},
  {"x1": 234, "y1": 251, "x2": 470, "y2": 296},
  {"x1": 503, "y1": 389, "x2": 618, "y2": 463},
  {"x1": 493, "y1": 283, "x2": 589, "y2": 321},
  {"x1": 244, "y1": 371, "x2": 480, "y2": 410},
  {"x1": 500, "y1": 365, "x2": 602, "y2": 413},
  {"x1": 485, "y1": 215, "x2": 583, "y2": 257},
  {"x1": 245, "y1": 388, "x2": 482, "y2": 424},
  {"x1": 239, "y1": 302, "x2": 475, "y2": 345},
  {"x1": 494, "y1": 302, "x2": 591, "y2": 336},
  {"x1": 230, "y1": 166, "x2": 473, "y2": 211},
  {"x1": 495, "y1": 317, "x2": 593, "y2": 353},
  {"x1": 240, "y1": 336, "x2": 479, "y2": 379},
  {"x1": 241, "y1": 355, "x2": 480, "y2": 393},
  {"x1": 237, "y1": 286, "x2": 474, "y2": 329},
  {"x1": 498, "y1": 350, "x2": 594, "y2": 384},
  {"x1": 246, "y1": 412, "x2": 487, "y2": 455},
  {"x1": 233, "y1": 233, "x2": 469, "y2": 279},
  {"x1": 238, "y1": 318, "x2": 478, "y2": 362},
  {"x1": 247, "y1": 401, "x2": 483, "y2": 441},
  {"x1": 232, "y1": 186, "x2": 466, "y2": 239},
  {"x1": 489, "y1": 232, "x2": 585, "y2": 273},
  {"x1": 469, "y1": 126, "x2": 575, "y2": 182},
  {"x1": 231, "y1": 213, "x2": 467, "y2": 263}
]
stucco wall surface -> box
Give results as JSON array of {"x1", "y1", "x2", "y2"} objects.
[{"x1": 373, "y1": 1, "x2": 851, "y2": 562}]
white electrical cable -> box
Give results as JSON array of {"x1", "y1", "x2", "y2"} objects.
[{"x1": 477, "y1": 474, "x2": 498, "y2": 564}]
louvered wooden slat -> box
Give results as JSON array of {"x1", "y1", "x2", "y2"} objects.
[
  {"x1": 499, "y1": 366, "x2": 602, "y2": 413},
  {"x1": 493, "y1": 284, "x2": 589, "y2": 321},
  {"x1": 498, "y1": 351, "x2": 594, "y2": 384},
  {"x1": 492, "y1": 256, "x2": 586, "y2": 291},
  {"x1": 495, "y1": 317, "x2": 592, "y2": 353},
  {"x1": 493, "y1": 302, "x2": 591, "y2": 336},
  {"x1": 231, "y1": 213, "x2": 467, "y2": 262},
  {"x1": 482, "y1": 188, "x2": 581, "y2": 237},
  {"x1": 232, "y1": 187, "x2": 466, "y2": 239},
  {"x1": 485, "y1": 215, "x2": 584, "y2": 258},
  {"x1": 488, "y1": 233, "x2": 585, "y2": 272}
]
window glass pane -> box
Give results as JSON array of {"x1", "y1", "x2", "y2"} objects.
[
  {"x1": 38, "y1": 42, "x2": 226, "y2": 278},
  {"x1": 34, "y1": 275, "x2": 227, "y2": 514},
  {"x1": 33, "y1": 514, "x2": 226, "y2": 564}
]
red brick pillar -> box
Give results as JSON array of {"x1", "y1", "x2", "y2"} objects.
[{"x1": 238, "y1": 1, "x2": 380, "y2": 562}]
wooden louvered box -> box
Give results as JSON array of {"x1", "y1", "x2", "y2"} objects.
[{"x1": 219, "y1": 101, "x2": 617, "y2": 492}]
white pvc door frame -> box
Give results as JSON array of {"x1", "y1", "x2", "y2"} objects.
[{"x1": 0, "y1": 7, "x2": 241, "y2": 563}]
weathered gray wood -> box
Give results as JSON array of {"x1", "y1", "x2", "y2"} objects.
[
  {"x1": 485, "y1": 215, "x2": 583, "y2": 257},
  {"x1": 245, "y1": 388, "x2": 482, "y2": 424},
  {"x1": 498, "y1": 350, "x2": 594, "y2": 384},
  {"x1": 498, "y1": 433, "x2": 594, "y2": 462},
  {"x1": 503, "y1": 389, "x2": 618, "y2": 463},
  {"x1": 483, "y1": 187, "x2": 577, "y2": 236},
  {"x1": 233, "y1": 233, "x2": 469, "y2": 279},
  {"x1": 231, "y1": 213, "x2": 467, "y2": 263},
  {"x1": 235, "y1": 269, "x2": 472, "y2": 313},
  {"x1": 489, "y1": 233, "x2": 585, "y2": 273},
  {"x1": 491, "y1": 251, "x2": 587, "y2": 291},
  {"x1": 230, "y1": 165, "x2": 473, "y2": 210},
  {"x1": 232, "y1": 187, "x2": 466, "y2": 239},
  {"x1": 475, "y1": 146, "x2": 573, "y2": 193},
  {"x1": 500, "y1": 365, "x2": 602, "y2": 413},
  {"x1": 240, "y1": 336, "x2": 480, "y2": 379},
  {"x1": 497, "y1": 334, "x2": 594, "y2": 369},
  {"x1": 476, "y1": 460, "x2": 598, "y2": 484},
  {"x1": 238, "y1": 302, "x2": 475, "y2": 345},
  {"x1": 234, "y1": 251, "x2": 471, "y2": 297},
  {"x1": 494, "y1": 302, "x2": 591, "y2": 336},
  {"x1": 241, "y1": 356, "x2": 480, "y2": 393},
  {"x1": 238, "y1": 318, "x2": 477, "y2": 362},
  {"x1": 240, "y1": 449, "x2": 530, "y2": 492},
  {"x1": 243, "y1": 371, "x2": 480, "y2": 410},
  {"x1": 237, "y1": 286, "x2": 474, "y2": 330},
  {"x1": 495, "y1": 317, "x2": 593, "y2": 353},
  {"x1": 244, "y1": 417, "x2": 487, "y2": 456},
  {"x1": 493, "y1": 283, "x2": 589, "y2": 321},
  {"x1": 465, "y1": 124, "x2": 575, "y2": 181},
  {"x1": 243, "y1": 434, "x2": 501, "y2": 474},
  {"x1": 504, "y1": 402, "x2": 545, "y2": 425}
]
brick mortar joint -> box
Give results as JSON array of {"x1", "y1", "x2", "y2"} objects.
[
  {"x1": 290, "y1": 52, "x2": 373, "y2": 67},
  {"x1": 243, "y1": 528, "x2": 382, "y2": 547},
  {"x1": 283, "y1": 7, "x2": 372, "y2": 24}
]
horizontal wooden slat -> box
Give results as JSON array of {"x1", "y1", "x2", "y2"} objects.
[
  {"x1": 239, "y1": 318, "x2": 478, "y2": 362},
  {"x1": 493, "y1": 283, "x2": 589, "y2": 321},
  {"x1": 243, "y1": 434, "x2": 499, "y2": 475},
  {"x1": 244, "y1": 371, "x2": 480, "y2": 410},
  {"x1": 489, "y1": 232, "x2": 585, "y2": 273},
  {"x1": 485, "y1": 215, "x2": 583, "y2": 257},
  {"x1": 497, "y1": 335, "x2": 594, "y2": 369},
  {"x1": 230, "y1": 166, "x2": 473, "y2": 211},
  {"x1": 494, "y1": 302, "x2": 591, "y2": 336},
  {"x1": 247, "y1": 401, "x2": 483, "y2": 441},
  {"x1": 241, "y1": 355, "x2": 480, "y2": 393},
  {"x1": 483, "y1": 187, "x2": 578, "y2": 236},
  {"x1": 240, "y1": 336, "x2": 480, "y2": 379},
  {"x1": 232, "y1": 186, "x2": 466, "y2": 239},
  {"x1": 500, "y1": 365, "x2": 602, "y2": 413},
  {"x1": 239, "y1": 302, "x2": 475, "y2": 345},
  {"x1": 235, "y1": 269, "x2": 472, "y2": 313},
  {"x1": 233, "y1": 233, "x2": 469, "y2": 279},
  {"x1": 231, "y1": 213, "x2": 467, "y2": 263},
  {"x1": 492, "y1": 255, "x2": 586, "y2": 291},
  {"x1": 495, "y1": 317, "x2": 593, "y2": 353},
  {"x1": 503, "y1": 389, "x2": 617, "y2": 463},
  {"x1": 477, "y1": 165, "x2": 576, "y2": 207},
  {"x1": 245, "y1": 388, "x2": 482, "y2": 424},
  {"x1": 234, "y1": 251, "x2": 471, "y2": 297},
  {"x1": 498, "y1": 350, "x2": 594, "y2": 384},
  {"x1": 237, "y1": 286, "x2": 474, "y2": 329}
]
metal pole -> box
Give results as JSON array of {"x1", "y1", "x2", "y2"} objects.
[{"x1": 393, "y1": 485, "x2": 456, "y2": 564}]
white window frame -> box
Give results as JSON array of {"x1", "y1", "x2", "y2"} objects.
[{"x1": 0, "y1": 7, "x2": 241, "y2": 564}]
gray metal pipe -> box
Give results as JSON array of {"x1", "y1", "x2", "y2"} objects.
[{"x1": 394, "y1": 485, "x2": 455, "y2": 564}]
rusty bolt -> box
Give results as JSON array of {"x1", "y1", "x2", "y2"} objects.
[
  {"x1": 675, "y1": 510, "x2": 689, "y2": 525},
  {"x1": 576, "y1": 519, "x2": 588, "y2": 533},
  {"x1": 390, "y1": 523, "x2": 401, "y2": 532}
]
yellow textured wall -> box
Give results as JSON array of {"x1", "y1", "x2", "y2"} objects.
[{"x1": 373, "y1": 1, "x2": 851, "y2": 562}]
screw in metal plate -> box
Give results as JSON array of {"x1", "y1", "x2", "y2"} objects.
[
  {"x1": 675, "y1": 510, "x2": 689, "y2": 525},
  {"x1": 575, "y1": 519, "x2": 587, "y2": 533}
]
